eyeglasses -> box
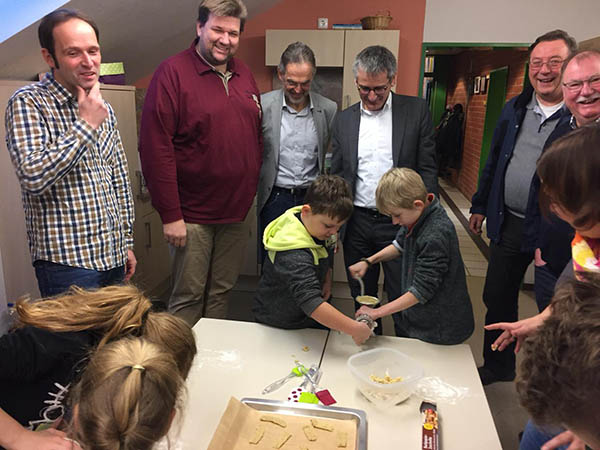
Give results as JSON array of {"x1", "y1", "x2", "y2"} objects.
[
  {"x1": 529, "y1": 57, "x2": 564, "y2": 70},
  {"x1": 563, "y1": 74, "x2": 600, "y2": 91},
  {"x1": 356, "y1": 83, "x2": 389, "y2": 95}
]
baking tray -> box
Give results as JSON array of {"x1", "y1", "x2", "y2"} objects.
[{"x1": 240, "y1": 397, "x2": 368, "y2": 450}]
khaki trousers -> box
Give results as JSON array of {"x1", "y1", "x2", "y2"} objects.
[{"x1": 168, "y1": 222, "x2": 249, "y2": 326}]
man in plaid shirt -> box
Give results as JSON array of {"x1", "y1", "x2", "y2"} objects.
[{"x1": 5, "y1": 9, "x2": 136, "y2": 298}]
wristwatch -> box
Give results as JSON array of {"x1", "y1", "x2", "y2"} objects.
[{"x1": 360, "y1": 257, "x2": 372, "y2": 267}]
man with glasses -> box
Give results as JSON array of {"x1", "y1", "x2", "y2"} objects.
[
  {"x1": 468, "y1": 30, "x2": 577, "y2": 385},
  {"x1": 258, "y1": 42, "x2": 337, "y2": 266},
  {"x1": 331, "y1": 45, "x2": 437, "y2": 335},
  {"x1": 523, "y1": 49, "x2": 600, "y2": 316}
]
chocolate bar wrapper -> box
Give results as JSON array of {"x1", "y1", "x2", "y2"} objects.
[{"x1": 420, "y1": 401, "x2": 439, "y2": 450}]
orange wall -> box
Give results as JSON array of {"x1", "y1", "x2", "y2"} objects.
[
  {"x1": 136, "y1": 0, "x2": 427, "y2": 95},
  {"x1": 238, "y1": 0, "x2": 426, "y2": 95}
]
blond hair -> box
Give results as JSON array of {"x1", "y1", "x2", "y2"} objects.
[
  {"x1": 144, "y1": 312, "x2": 196, "y2": 379},
  {"x1": 14, "y1": 285, "x2": 197, "y2": 377},
  {"x1": 376, "y1": 168, "x2": 428, "y2": 214},
  {"x1": 72, "y1": 338, "x2": 185, "y2": 450},
  {"x1": 15, "y1": 285, "x2": 151, "y2": 350}
]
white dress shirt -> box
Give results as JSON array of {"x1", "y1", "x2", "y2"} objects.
[{"x1": 354, "y1": 93, "x2": 393, "y2": 208}]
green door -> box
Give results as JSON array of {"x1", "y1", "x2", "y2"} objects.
[
  {"x1": 430, "y1": 56, "x2": 450, "y2": 126},
  {"x1": 478, "y1": 67, "x2": 508, "y2": 180}
]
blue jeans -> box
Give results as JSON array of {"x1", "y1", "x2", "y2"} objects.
[
  {"x1": 519, "y1": 420, "x2": 569, "y2": 450},
  {"x1": 34, "y1": 260, "x2": 125, "y2": 298}
]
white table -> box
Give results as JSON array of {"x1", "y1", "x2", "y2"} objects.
[
  {"x1": 178, "y1": 319, "x2": 329, "y2": 449},
  {"x1": 177, "y1": 319, "x2": 501, "y2": 450},
  {"x1": 319, "y1": 332, "x2": 502, "y2": 450}
]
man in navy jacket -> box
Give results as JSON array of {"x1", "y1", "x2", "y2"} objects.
[{"x1": 469, "y1": 30, "x2": 576, "y2": 385}]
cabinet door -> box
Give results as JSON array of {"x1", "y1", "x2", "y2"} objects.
[
  {"x1": 266, "y1": 30, "x2": 345, "y2": 67},
  {"x1": 99, "y1": 86, "x2": 154, "y2": 218},
  {"x1": 342, "y1": 30, "x2": 400, "y2": 109},
  {"x1": 240, "y1": 198, "x2": 258, "y2": 276},
  {"x1": 133, "y1": 210, "x2": 171, "y2": 292},
  {"x1": 0, "y1": 80, "x2": 38, "y2": 301}
]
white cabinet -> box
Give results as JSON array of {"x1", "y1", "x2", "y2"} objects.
[{"x1": 265, "y1": 30, "x2": 345, "y2": 67}]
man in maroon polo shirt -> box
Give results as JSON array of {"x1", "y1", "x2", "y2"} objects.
[{"x1": 139, "y1": 0, "x2": 262, "y2": 326}]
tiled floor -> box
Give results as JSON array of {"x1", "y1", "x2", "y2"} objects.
[{"x1": 227, "y1": 177, "x2": 538, "y2": 450}]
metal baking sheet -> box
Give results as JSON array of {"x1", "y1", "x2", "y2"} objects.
[{"x1": 240, "y1": 397, "x2": 368, "y2": 450}]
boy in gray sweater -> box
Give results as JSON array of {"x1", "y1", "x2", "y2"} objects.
[
  {"x1": 349, "y1": 168, "x2": 474, "y2": 344},
  {"x1": 253, "y1": 175, "x2": 372, "y2": 345}
]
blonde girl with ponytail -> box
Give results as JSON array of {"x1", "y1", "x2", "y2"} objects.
[
  {"x1": 0, "y1": 285, "x2": 196, "y2": 450},
  {"x1": 71, "y1": 338, "x2": 187, "y2": 450}
]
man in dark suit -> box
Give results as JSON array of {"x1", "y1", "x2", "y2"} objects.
[
  {"x1": 331, "y1": 45, "x2": 437, "y2": 333},
  {"x1": 258, "y1": 42, "x2": 337, "y2": 263}
]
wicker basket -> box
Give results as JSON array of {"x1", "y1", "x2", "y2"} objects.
[{"x1": 360, "y1": 13, "x2": 393, "y2": 30}]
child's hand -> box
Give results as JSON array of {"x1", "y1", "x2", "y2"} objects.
[
  {"x1": 352, "y1": 321, "x2": 372, "y2": 345},
  {"x1": 356, "y1": 305, "x2": 377, "y2": 319},
  {"x1": 348, "y1": 261, "x2": 368, "y2": 279}
]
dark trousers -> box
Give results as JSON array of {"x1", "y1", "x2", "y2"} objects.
[
  {"x1": 343, "y1": 206, "x2": 402, "y2": 335},
  {"x1": 259, "y1": 186, "x2": 307, "y2": 264},
  {"x1": 534, "y1": 264, "x2": 558, "y2": 312},
  {"x1": 34, "y1": 260, "x2": 125, "y2": 298},
  {"x1": 482, "y1": 212, "x2": 533, "y2": 375}
]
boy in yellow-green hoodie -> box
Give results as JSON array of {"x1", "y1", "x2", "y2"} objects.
[{"x1": 253, "y1": 175, "x2": 372, "y2": 345}]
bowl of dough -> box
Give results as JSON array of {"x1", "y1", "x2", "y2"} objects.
[{"x1": 347, "y1": 348, "x2": 424, "y2": 408}]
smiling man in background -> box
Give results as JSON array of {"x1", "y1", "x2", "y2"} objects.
[
  {"x1": 468, "y1": 30, "x2": 577, "y2": 385},
  {"x1": 139, "y1": 0, "x2": 262, "y2": 326},
  {"x1": 5, "y1": 8, "x2": 136, "y2": 298},
  {"x1": 522, "y1": 49, "x2": 600, "y2": 316},
  {"x1": 257, "y1": 42, "x2": 337, "y2": 266}
]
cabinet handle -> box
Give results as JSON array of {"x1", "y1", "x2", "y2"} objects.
[
  {"x1": 145, "y1": 222, "x2": 151, "y2": 248},
  {"x1": 136, "y1": 170, "x2": 151, "y2": 202}
]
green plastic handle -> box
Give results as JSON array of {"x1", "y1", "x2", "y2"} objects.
[{"x1": 292, "y1": 365, "x2": 307, "y2": 376}]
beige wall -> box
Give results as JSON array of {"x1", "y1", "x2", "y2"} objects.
[{"x1": 424, "y1": 0, "x2": 600, "y2": 44}]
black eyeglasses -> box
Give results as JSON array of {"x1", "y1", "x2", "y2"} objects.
[
  {"x1": 562, "y1": 74, "x2": 600, "y2": 92},
  {"x1": 356, "y1": 83, "x2": 389, "y2": 95},
  {"x1": 529, "y1": 57, "x2": 564, "y2": 70}
]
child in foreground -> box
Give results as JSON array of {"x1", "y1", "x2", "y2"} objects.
[
  {"x1": 516, "y1": 273, "x2": 600, "y2": 450},
  {"x1": 253, "y1": 175, "x2": 372, "y2": 345},
  {"x1": 487, "y1": 125, "x2": 600, "y2": 352},
  {"x1": 486, "y1": 125, "x2": 600, "y2": 450},
  {"x1": 0, "y1": 285, "x2": 196, "y2": 450},
  {"x1": 348, "y1": 168, "x2": 474, "y2": 345},
  {"x1": 69, "y1": 337, "x2": 190, "y2": 450}
]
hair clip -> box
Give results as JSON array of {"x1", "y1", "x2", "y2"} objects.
[{"x1": 131, "y1": 364, "x2": 145, "y2": 371}]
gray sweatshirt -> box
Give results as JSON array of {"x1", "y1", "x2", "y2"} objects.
[{"x1": 390, "y1": 197, "x2": 474, "y2": 344}]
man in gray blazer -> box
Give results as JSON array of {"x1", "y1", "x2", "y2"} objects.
[
  {"x1": 258, "y1": 42, "x2": 337, "y2": 262},
  {"x1": 331, "y1": 45, "x2": 437, "y2": 334}
]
